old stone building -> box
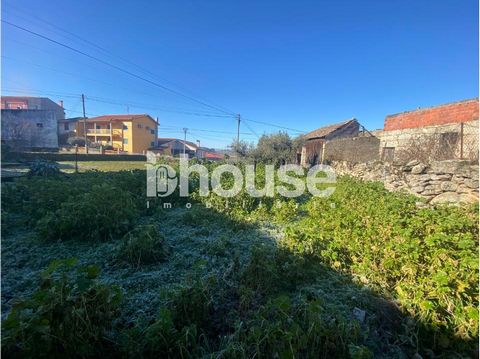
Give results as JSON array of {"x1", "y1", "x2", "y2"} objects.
[
  {"x1": 299, "y1": 119, "x2": 381, "y2": 165},
  {"x1": 376, "y1": 98, "x2": 479, "y2": 162},
  {"x1": 299, "y1": 119, "x2": 359, "y2": 166}
]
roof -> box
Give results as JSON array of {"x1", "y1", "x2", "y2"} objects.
[
  {"x1": 157, "y1": 138, "x2": 198, "y2": 150},
  {"x1": 2, "y1": 96, "x2": 50, "y2": 101},
  {"x1": 205, "y1": 152, "x2": 223, "y2": 160},
  {"x1": 303, "y1": 118, "x2": 357, "y2": 140},
  {"x1": 84, "y1": 114, "x2": 156, "y2": 123}
]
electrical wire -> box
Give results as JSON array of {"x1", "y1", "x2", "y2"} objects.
[{"x1": 2, "y1": 19, "x2": 236, "y2": 116}]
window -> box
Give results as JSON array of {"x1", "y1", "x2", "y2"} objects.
[
  {"x1": 123, "y1": 138, "x2": 128, "y2": 144},
  {"x1": 137, "y1": 124, "x2": 142, "y2": 128},
  {"x1": 441, "y1": 132, "x2": 459, "y2": 146},
  {"x1": 123, "y1": 125, "x2": 128, "y2": 130},
  {"x1": 36, "y1": 123, "x2": 43, "y2": 128},
  {"x1": 96, "y1": 125, "x2": 101, "y2": 129},
  {"x1": 151, "y1": 141, "x2": 155, "y2": 147},
  {"x1": 146, "y1": 126, "x2": 150, "y2": 130},
  {"x1": 150, "y1": 129, "x2": 155, "y2": 134},
  {"x1": 64, "y1": 123, "x2": 69, "y2": 131}
]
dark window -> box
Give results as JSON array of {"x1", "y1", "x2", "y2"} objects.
[
  {"x1": 123, "y1": 138, "x2": 128, "y2": 144},
  {"x1": 150, "y1": 129, "x2": 155, "y2": 134},
  {"x1": 151, "y1": 141, "x2": 155, "y2": 147},
  {"x1": 441, "y1": 132, "x2": 459, "y2": 146},
  {"x1": 64, "y1": 123, "x2": 69, "y2": 131},
  {"x1": 382, "y1": 147, "x2": 395, "y2": 162},
  {"x1": 36, "y1": 123, "x2": 43, "y2": 128},
  {"x1": 440, "y1": 132, "x2": 459, "y2": 158},
  {"x1": 123, "y1": 125, "x2": 128, "y2": 130},
  {"x1": 96, "y1": 125, "x2": 101, "y2": 129},
  {"x1": 137, "y1": 124, "x2": 142, "y2": 128}
]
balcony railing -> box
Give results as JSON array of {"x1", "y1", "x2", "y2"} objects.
[
  {"x1": 86, "y1": 129, "x2": 123, "y2": 136},
  {"x1": 87, "y1": 129, "x2": 110, "y2": 134}
]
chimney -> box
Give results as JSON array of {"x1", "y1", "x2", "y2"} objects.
[{"x1": 58, "y1": 100, "x2": 64, "y2": 108}]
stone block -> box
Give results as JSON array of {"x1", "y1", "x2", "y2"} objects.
[
  {"x1": 440, "y1": 182, "x2": 457, "y2": 192},
  {"x1": 430, "y1": 192, "x2": 479, "y2": 205},
  {"x1": 430, "y1": 160, "x2": 471, "y2": 174},
  {"x1": 411, "y1": 164, "x2": 427, "y2": 174}
]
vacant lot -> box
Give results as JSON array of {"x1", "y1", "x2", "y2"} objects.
[{"x1": 1, "y1": 165, "x2": 478, "y2": 358}]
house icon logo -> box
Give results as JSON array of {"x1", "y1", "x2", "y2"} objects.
[{"x1": 146, "y1": 164, "x2": 177, "y2": 197}]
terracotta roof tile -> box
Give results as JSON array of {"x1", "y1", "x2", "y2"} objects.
[{"x1": 303, "y1": 118, "x2": 357, "y2": 140}]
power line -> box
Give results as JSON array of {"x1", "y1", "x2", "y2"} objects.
[
  {"x1": 1, "y1": 87, "x2": 235, "y2": 118},
  {"x1": 2, "y1": 19, "x2": 236, "y2": 116},
  {"x1": 242, "y1": 118, "x2": 306, "y2": 134},
  {"x1": 242, "y1": 120, "x2": 261, "y2": 139},
  {"x1": 2, "y1": 2, "x2": 237, "y2": 117}
]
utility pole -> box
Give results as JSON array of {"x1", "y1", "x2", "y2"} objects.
[
  {"x1": 82, "y1": 94, "x2": 88, "y2": 154},
  {"x1": 236, "y1": 114, "x2": 241, "y2": 143},
  {"x1": 156, "y1": 116, "x2": 159, "y2": 147},
  {"x1": 183, "y1": 127, "x2": 188, "y2": 157},
  {"x1": 460, "y1": 122, "x2": 464, "y2": 159}
]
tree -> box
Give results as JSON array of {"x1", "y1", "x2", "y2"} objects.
[
  {"x1": 253, "y1": 132, "x2": 299, "y2": 166},
  {"x1": 229, "y1": 139, "x2": 254, "y2": 158}
]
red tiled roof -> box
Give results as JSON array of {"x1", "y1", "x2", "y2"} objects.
[
  {"x1": 205, "y1": 152, "x2": 223, "y2": 159},
  {"x1": 303, "y1": 119, "x2": 357, "y2": 140},
  {"x1": 85, "y1": 114, "x2": 155, "y2": 122}
]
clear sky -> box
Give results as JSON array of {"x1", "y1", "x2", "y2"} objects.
[{"x1": 2, "y1": 0, "x2": 478, "y2": 148}]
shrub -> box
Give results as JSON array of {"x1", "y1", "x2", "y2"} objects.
[
  {"x1": 2, "y1": 258, "x2": 122, "y2": 358},
  {"x1": 28, "y1": 159, "x2": 60, "y2": 177},
  {"x1": 116, "y1": 225, "x2": 169, "y2": 267},
  {"x1": 67, "y1": 136, "x2": 87, "y2": 147},
  {"x1": 282, "y1": 177, "x2": 479, "y2": 355},
  {"x1": 36, "y1": 183, "x2": 139, "y2": 241}
]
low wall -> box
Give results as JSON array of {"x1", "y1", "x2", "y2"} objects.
[
  {"x1": 331, "y1": 159, "x2": 479, "y2": 204},
  {"x1": 6, "y1": 152, "x2": 147, "y2": 162}
]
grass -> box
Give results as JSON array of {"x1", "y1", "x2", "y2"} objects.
[{"x1": 58, "y1": 161, "x2": 147, "y2": 172}]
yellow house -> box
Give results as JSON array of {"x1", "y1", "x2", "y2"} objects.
[{"x1": 76, "y1": 114, "x2": 158, "y2": 153}]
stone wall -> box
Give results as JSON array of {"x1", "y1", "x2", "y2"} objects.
[
  {"x1": 331, "y1": 159, "x2": 479, "y2": 204},
  {"x1": 324, "y1": 136, "x2": 380, "y2": 162},
  {"x1": 375, "y1": 120, "x2": 479, "y2": 161}
]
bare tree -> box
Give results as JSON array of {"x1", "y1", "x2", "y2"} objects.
[{"x1": 1, "y1": 120, "x2": 32, "y2": 150}]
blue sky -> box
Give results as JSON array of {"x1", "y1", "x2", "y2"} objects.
[{"x1": 2, "y1": 0, "x2": 478, "y2": 148}]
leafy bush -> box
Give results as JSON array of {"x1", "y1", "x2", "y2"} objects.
[
  {"x1": 28, "y1": 159, "x2": 60, "y2": 177},
  {"x1": 282, "y1": 177, "x2": 479, "y2": 355},
  {"x1": 2, "y1": 258, "x2": 122, "y2": 358},
  {"x1": 36, "y1": 183, "x2": 139, "y2": 241},
  {"x1": 67, "y1": 136, "x2": 87, "y2": 146},
  {"x1": 116, "y1": 225, "x2": 169, "y2": 267}
]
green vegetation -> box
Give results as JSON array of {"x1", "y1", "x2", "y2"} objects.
[
  {"x1": 116, "y1": 225, "x2": 169, "y2": 267},
  {"x1": 2, "y1": 258, "x2": 122, "y2": 358},
  {"x1": 1, "y1": 164, "x2": 478, "y2": 358}
]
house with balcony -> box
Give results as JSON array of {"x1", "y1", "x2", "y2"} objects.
[{"x1": 76, "y1": 114, "x2": 158, "y2": 154}]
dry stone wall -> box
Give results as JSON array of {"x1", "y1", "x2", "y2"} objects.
[{"x1": 330, "y1": 160, "x2": 479, "y2": 204}]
